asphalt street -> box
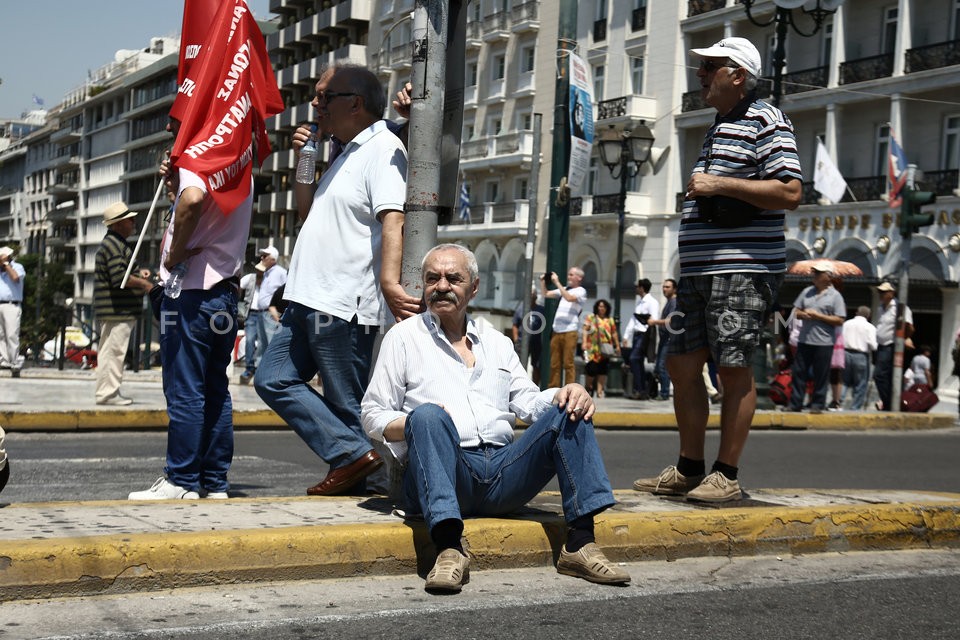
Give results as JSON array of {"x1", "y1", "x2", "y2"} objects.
[{"x1": 5, "y1": 549, "x2": 959, "y2": 640}]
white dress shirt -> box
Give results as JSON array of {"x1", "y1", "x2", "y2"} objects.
[
  {"x1": 623, "y1": 293, "x2": 660, "y2": 340},
  {"x1": 361, "y1": 313, "x2": 557, "y2": 462},
  {"x1": 841, "y1": 316, "x2": 877, "y2": 353}
]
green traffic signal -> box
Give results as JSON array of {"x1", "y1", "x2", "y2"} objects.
[{"x1": 899, "y1": 187, "x2": 936, "y2": 237}]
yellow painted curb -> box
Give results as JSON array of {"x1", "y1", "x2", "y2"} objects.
[{"x1": 2, "y1": 500, "x2": 958, "y2": 602}]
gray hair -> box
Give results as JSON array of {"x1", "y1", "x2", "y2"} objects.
[
  {"x1": 422, "y1": 243, "x2": 479, "y2": 282},
  {"x1": 857, "y1": 305, "x2": 871, "y2": 319},
  {"x1": 325, "y1": 64, "x2": 386, "y2": 118},
  {"x1": 743, "y1": 71, "x2": 758, "y2": 92},
  {"x1": 569, "y1": 266, "x2": 584, "y2": 277}
]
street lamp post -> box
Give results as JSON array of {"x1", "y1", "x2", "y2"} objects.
[
  {"x1": 597, "y1": 122, "x2": 655, "y2": 329},
  {"x1": 742, "y1": 0, "x2": 844, "y2": 107}
]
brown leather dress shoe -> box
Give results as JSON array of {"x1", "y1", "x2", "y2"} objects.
[{"x1": 307, "y1": 450, "x2": 383, "y2": 496}]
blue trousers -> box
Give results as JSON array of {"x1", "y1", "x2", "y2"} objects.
[
  {"x1": 255, "y1": 303, "x2": 378, "y2": 469},
  {"x1": 403, "y1": 404, "x2": 616, "y2": 532},
  {"x1": 243, "y1": 310, "x2": 261, "y2": 373},
  {"x1": 159, "y1": 285, "x2": 238, "y2": 493},
  {"x1": 842, "y1": 351, "x2": 870, "y2": 410}
]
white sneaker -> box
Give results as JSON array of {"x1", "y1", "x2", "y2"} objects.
[
  {"x1": 128, "y1": 477, "x2": 199, "y2": 500},
  {"x1": 204, "y1": 491, "x2": 229, "y2": 499},
  {"x1": 98, "y1": 394, "x2": 133, "y2": 406}
]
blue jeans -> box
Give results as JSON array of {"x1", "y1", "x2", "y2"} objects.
[
  {"x1": 159, "y1": 285, "x2": 238, "y2": 493},
  {"x1": 842, "y1": 350, "x2": 870, "y2": 410},
  {"x1": 255, "y1": 302, "x2": 379, "y2": 469},
  {"x1": 790, "y1": 343, "x2": 833, "y2": 411},
  {"x1": 243, "y1": 310, "x2": 262, "y2": 373},
  {"x1": 654, "y1": 337, "x2": 671, "y2": 399},
  {"x1": 403, "y1": 404, "x2": 616, "y2": 532}
]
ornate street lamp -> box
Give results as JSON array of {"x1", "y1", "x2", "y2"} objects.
[
  {"x1": 597, "y1": 121, "x2": 655, "y2": 328},
  {"x1": 742, "y1": 0, "x2": 844, "y2": 106}
]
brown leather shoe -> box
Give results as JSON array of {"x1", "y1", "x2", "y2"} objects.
[{"x1": 307, "y1": 450, "x2": 383, "y2": 496}]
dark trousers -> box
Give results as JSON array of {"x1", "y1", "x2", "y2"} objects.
[
  {"x1": 790, "y1": 343, "x2": 833, "y2": 411},
  {"x1": 874, "y1": 344, "x2": 894, "y2": 411},
  {"x1": 629, "y1": 331, "x2": 650, "y2": 395}
]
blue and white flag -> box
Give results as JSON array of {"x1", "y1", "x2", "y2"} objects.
[
  {"x1": 459, "y1": 181, "x2": 471, "y2": 224},
  {"x1": 32, "y1": 94, "x2": 44, "y2": 106},
  {"x1": 814, "y1": 139, "x2": 847, "y2": 204}
]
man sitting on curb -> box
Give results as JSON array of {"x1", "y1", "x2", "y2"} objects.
[{"x1": 361, "y1": 244, "x2": 629, "y2": 593}]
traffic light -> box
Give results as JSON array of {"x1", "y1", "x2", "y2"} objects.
[{"x1": 899, "y1": 187, "x2": 936, "y2": 237}]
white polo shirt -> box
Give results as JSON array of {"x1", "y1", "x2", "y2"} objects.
[{"x1": 284, "y1": 120, "x2": 407, "y2": 326}]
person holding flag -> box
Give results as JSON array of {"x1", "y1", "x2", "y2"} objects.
[
  {"x1": 129, "y1": 0, "x2": 283, "y2": 501},
  {"x1": 255, "y1": 63, "x2": 421, "y2": 497}
]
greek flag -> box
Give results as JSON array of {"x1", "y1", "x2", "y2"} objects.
[
  {"x1": 459, "y1": 181, "x2": 471, "y2": 224},
  {"x1": 32, "y1": 94, "x2": 44, "y2": 106}
]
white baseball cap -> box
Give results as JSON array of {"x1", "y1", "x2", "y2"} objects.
[
  {"x1": 691, "y1": 37, "x2": 762, "y2": 78},
  {"x1": 258, "y1": 246, "x2": 279, "y2": 261}
]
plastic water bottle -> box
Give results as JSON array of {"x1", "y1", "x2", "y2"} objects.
[
  {"x1": 295, "y1": 124, "x2": 318, "y2": 184},
  {"x1": 164, "y1": 263, "x2": 187, "y2": 299}
]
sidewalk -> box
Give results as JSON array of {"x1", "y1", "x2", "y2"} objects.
[
  {"x1": 2, "y1": 489, "x2": 959, "y2": 602},
  {"x1": 1, "y1": 367, "x2": 958, "y2": 603},
  {"x1": 1, "y1": 366, "x2": 957, "y2": 431}
]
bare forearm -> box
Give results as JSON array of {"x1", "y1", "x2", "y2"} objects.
[{"x1": 166, "y1": 187, "x2": 203, "y2": 268}]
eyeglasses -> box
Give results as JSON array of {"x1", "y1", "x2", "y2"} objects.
[
  {"x1": 699, "y1": 60, "x2": 740, "y2": 73},
  {"x1": 315, "y1": 90, "x2": 358, "y2": 103}
]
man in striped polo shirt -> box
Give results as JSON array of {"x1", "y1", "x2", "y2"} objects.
[
  {"x1": 633, "y1": 37, "x2": 802, "y2": 503},
  {"x1": 93, "y1": 202, "x2": 155, "y2": 405}
]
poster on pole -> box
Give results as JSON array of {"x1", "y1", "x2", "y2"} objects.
[{"x1": 567, "y1": 53, "x2": 594, "y2": 194}]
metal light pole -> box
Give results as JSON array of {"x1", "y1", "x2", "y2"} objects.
[
  {"x1": 742, "y1": 0, "x2": 844, "y2": 107},
  {"x1": 596, "y1": 122, "x2": 655, "y2": 330}
]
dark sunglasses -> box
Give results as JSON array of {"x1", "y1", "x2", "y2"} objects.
[
  {"x1": 699, "y1": 59, "x2": 741, "y2": 73},
  {"x1": 315, "y1": 90, "x2": 358, "y2": 103}
]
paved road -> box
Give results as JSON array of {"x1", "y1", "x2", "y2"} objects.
[
  {"x1": 6, "y1": 549, "x2": 959, "y2": 640},
  {"x1": 3, "y1": 427, "x2": 958, "y2": 503}
]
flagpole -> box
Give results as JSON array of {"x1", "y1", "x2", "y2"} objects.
[{"x1": 121, "y1": 179, "x2": 165, "y2": 289}]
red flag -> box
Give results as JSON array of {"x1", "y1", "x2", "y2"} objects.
[
  {"x1": 170, "y1": 0, "x2": 220, "y2": 122},
  {"x1": 170, "y1": 0, "x2": 284, "y2": 214}
]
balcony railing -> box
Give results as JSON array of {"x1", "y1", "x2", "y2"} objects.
[
  {"x1": 483, "y1": 11, "x2": 509, "y2": 33},
  {"x1": 511, "y1": 1, "x2": 539, "y2": 26},
  {"x1": 597, "y1": 97, "x2": 627, "y2": 120},
  {"x1": 688, "y1": 0, "x2": 725, "y2": 17},
  {"x1": 921, "y1": 169, "x2": 960, "y2": 197},
  {"x1": 905, "y1": 39, "x2": 960, "y2": 73},
  {"x1": 592, "y1": 193, "x2": 622, "y2": 214},
  {"x1": 681, "y1": 89, "x2": 707, "y2": 112},
  {"x1": 593, "y1": 19, "x2": 607, "y2": 42},
  {"x1": 631, "y1": 7, "x2": 646, "y2": 31},
  {"x1": 840, "y1": 53, "x2": 893, "y2": 85},
  {"x1": 782, "y1": 66, "x2": 828, "y2": 95},
  {"x1": 844, "y1": 175, "x2": 886, "y2": 202}
]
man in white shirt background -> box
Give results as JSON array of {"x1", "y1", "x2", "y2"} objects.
[
  {"x1": 541, "y1": 267, "x2": 587, "y2": 388},
  {"x1": 255, "y1": 245, "x2": 287, "y2": 354},
  {"x1": 841, "y1": 306, "x2": 877, "y2": 411},
  {"x1": 362, "y1": 244, "x2": 629, "y2": 593}
]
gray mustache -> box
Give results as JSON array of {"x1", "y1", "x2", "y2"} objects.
[{"x1": 428, "y1": 291, "x2": 458, "y2": 304}]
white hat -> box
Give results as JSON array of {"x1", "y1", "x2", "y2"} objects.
[
  {"x1": 691, "y1": 37, "x2": 762, "y2": 78},
  {"x1": 810, "y1": 260, "x2": 834, "y2": 274},
  {"x1": 259, "y1": 246, "x2": 279, "y2": 261},
  {"x1": 876, "y1": 282, "x2": 896, "y2": 292},
  {"x1": 0, "y1": 246, "x2": 13, "y2": 259},
  {"x1": 103, "y1": 201, "x2": 138, "y2": 225}
]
